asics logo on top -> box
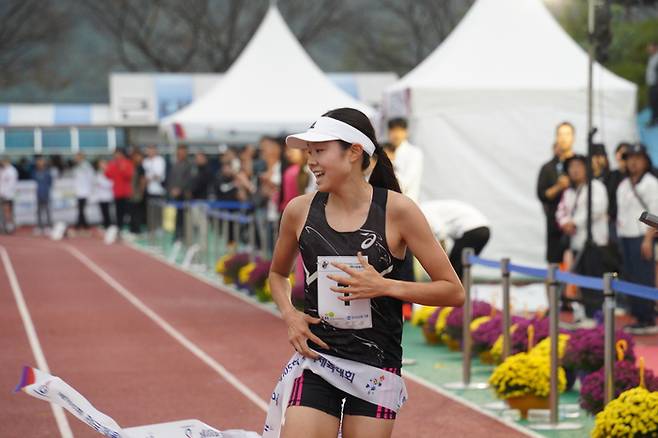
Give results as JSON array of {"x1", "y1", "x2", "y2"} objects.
[{"x1": 360, "y1": 232, "x2": 376, "y2": 250}]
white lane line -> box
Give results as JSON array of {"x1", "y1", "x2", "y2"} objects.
[
  {"x1": 125, "y1": 241, "x2": 541, "y2": 437},
  {"x1": 64, "y1": 244, "x2": 269, "y2": 412},
  {"x1": 0, "y1": 246, "x2": 75, "y2": 438}
]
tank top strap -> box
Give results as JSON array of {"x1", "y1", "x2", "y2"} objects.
[
  {"x1": 371, "y1": 186, "x2": 388, "y2": 210},
  {"x1": 311, "y1": 191, "x2": 329, "y2": 209}
]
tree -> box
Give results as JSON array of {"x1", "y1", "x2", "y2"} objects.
[
  {"x1": 0, "y1": 0, "x2": 71, "y2": 88},
  {"x1": 342, "y1": 0, "x2": 474, "y2": 74},
  {"x1": 80, "y1": 0, "x2": 354, "y2": 73}
]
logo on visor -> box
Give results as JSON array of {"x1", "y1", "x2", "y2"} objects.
[{"x1": 309, "y1": 121, "x2": 316, "y2": 129}]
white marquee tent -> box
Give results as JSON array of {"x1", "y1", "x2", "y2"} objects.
[
  {"x1": 386, "y1": 0, "x2": 638, "y2": 265},
  {"x1": 161, "y1": 6, "x2": 373, "y2": 143}
]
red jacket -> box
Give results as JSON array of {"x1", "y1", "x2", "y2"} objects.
[{"x1": 105, "y1": 157, "x2": 134, "y2": 199}]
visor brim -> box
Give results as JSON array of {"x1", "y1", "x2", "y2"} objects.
[{"x1": 286, "y1": 131, "x2": 341, "y2": 149}]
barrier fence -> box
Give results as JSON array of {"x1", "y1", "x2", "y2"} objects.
[
  {"x1": 145, "y1": 198, "x2": 272, "y2": 270},
  {"x1": 454, "y1": 248, "x2": 658, "y2": 431}
]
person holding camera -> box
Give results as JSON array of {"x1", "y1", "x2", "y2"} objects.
[
  {"x1": 617, "y1": 144, "x2": 658, "y2": 334},
  {"x1": 536, "y1": 122, "x2": 575, "y2": 264}
]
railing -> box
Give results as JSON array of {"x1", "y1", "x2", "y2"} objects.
[{"x1": 452, "y1": 248, "x2": 658, "y2": 430}]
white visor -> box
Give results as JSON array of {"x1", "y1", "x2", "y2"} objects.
[{"x1": 286, "y1": 116, "x2": 376, "y2": 156}]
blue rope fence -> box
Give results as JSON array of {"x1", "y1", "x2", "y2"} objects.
[{"x1": 468, "y1": 255, "x2": 658, "y2": 301}]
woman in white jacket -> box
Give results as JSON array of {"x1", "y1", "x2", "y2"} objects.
[
  {"x1": 0, "y1": 157, "x2": 18, "y2": 233},
  {"x1": 556, "y1": 154, "x2": 609, "y2": 320},
  {"x1": 92, "y1": 159, "x2": 114, "y2": 229}
]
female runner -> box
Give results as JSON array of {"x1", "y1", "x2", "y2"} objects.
[{"x1": 269, "y1": 107, "x2": 464, "y2": 438}]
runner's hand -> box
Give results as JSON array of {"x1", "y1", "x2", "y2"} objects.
[
  {"x1": 328, "y1": 252, "x2": 388, "y2": 301},
  {"x1": 282, "y1": 309, "x2": 329, "y2": 359}
]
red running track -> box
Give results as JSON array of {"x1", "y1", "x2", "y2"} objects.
[{"x1": 0, "y1": 234, "x2": 530, "y2": 437}]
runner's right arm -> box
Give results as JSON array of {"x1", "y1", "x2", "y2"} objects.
[{"x1": 269, "y1": 195, "x2": 329, "y2": 359}]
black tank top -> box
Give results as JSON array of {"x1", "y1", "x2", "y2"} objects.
[{"x1": 299, "y1": 187, "x2": 404, "y2": 368}]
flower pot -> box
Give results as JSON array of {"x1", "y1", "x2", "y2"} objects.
[
  {"x1": 446, "y1": 338, "x2": 461, "y2": 352},
  {"x1": 506, "y1": 395, "x2": 549, "y2": 419},
  {"x1": 422, "y1": 323, "x2": 441, "y2": 345},
  {"x1": 479, "y1": 351, "x2": 495, "y2": 365}
]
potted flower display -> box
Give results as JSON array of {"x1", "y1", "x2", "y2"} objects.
[
  {"x1": 472, "y1": 314, "x2": 526, "y2": 364},
  {"x1": 443, "y1": 301, "x2": 493, "y2": 351},
  {"x1": 489, "y1": 351, "x2": 567, "y2": 419},
  {"x1": 580, "y1": 359, "x2": 658, "y2": 415},
  {"x1": 592, "y1": 386, "x2": 658, "y2": 437}
]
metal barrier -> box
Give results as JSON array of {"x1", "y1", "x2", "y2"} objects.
[
  {"x1": 458, "y1": 248, "x2": 658, "y2": 430},
  {"x1": 144, "y1": 199, "x2": 269, "y2": 271}
]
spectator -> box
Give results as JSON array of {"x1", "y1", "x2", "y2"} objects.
[
  {"x1": 129, "y1": 149, "x2": 146, "y2": 233},
  {"x1": 0, "y1": 157, "x2": 18, "y2": 234},
  {"x1": 189, "y1": 152, "x2": 214, "y2": 200},
  {"x1": 257, "y1": 136, "x2": 286, "y2": 252},
  {"x1": 142, "y1": 144, "x2": 166, "y2": 201},
  {"x1": 105, "y1": 148, "x2": 134, "y2": 232},
  {"x1": 92, "y1": 159, "x2": 113, "y2": 229},
  {"x1": 388, "y1": 119, "x2": 423, "y2": 283},
  {"x1": 591, "y1": 144, "x2": 610, "y2": 182},
  {"x1": 167, "y1": 145, "x2": 192, "y2": 241},
  {"x1": 215, "y1": 151, "x2": 241, "y2": 202},
  {"x1": 280, "y1": 144, "x2": 314, "y2": 211},
  {"x1": 617, "y1": 144, "x2": 658, "y2": 334},
  {"x1": 32, "y1": 156, "x2": 53, "y2": 235},
  {"x1": 607, "y1": 143, "x2": 630, "y2": 242},
  {"x1": 536, "y1": 122, "x2": 575, "y2": 264},
  {"x1": 73, "y1": 152, "x2": 94, "y2": 231},
  {"x1": 420, "y1": 200, "x2": 490, "y2": 279},
  {"x1": 647, "y1": 41, "x2": 658, "y2": 127},
  {"x1": 556, "y1": 154, "x2": 609, "y2": 320},
  {"x1": 17, "y1": 157, "x2": 33, "y2": 180},
  {"x1": 387, "y1": 118, "x2": 423, "y2": 202}
]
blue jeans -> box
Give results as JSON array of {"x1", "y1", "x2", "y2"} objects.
[{"x1": 620, "y1": 237, "x2": 657, "y2": 324}]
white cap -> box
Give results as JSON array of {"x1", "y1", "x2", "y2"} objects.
[{"x1": 286, "y1": 116, "x2": 376, "y2": 156}]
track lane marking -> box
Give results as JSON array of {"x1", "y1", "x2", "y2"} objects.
[
  {"x1": 65, "y1": 244, "x2": 269, "y2": 412},
  {"x1": 1, "y1": 246, "x2": 75, "y2": 438}
]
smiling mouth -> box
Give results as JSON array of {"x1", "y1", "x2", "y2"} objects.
[{"x1": 313, "y1": 171, "x2": 325, "y2": 178}]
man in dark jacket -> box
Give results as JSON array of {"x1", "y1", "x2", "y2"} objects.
[
  {"x1": 536, "y1": 122, "x2": 575, "y2": 263},
  {"x1": 32, "y1": 156, "x2": 53, "y2": 234},
  {"x1": 167, "y1": 145, "x2": 192, "y2": 241},
  {"x1": 188, "y1": 152, "x2": 214, "y2": 200}
]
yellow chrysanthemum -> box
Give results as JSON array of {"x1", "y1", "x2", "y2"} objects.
[
  {"x1": 490, "y1": 323, "x2": 518, "y2": 362},
  {"x1": 238, "y1": 263, "x2": 256, "y2": 284},
  {"x1": 592, "y1": 387, "x2": 658, "y2": 438},
  {"x1": 215, "y1": 254, "x2": 233, "y2": 274},
  {"x1": 529, "y1": 333, "x2": 570, "y2": 359},
  {"x1": 489, "y1": 352, "x2": 566, "y2": 399},
  {"x1": 411, "y1": 306, "x2": 438, "y2": 326},
  {"x1": 470, "y1": 316, "x2": 491, "y2": 333},
  {"x1": 434, "y1": 307, "x2": 454, "y2": 335}
]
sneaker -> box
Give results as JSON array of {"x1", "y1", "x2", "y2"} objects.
[
  {"x1": 624, "y1": 322, "x2": 658, "y2": 335},
  {"x1": 575, "y1": 318, "x2": 597, "y2": 329}
]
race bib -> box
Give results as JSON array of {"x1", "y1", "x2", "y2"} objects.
[{"x1": 317, "y1": 256, "x2": 372, "y2": 329}]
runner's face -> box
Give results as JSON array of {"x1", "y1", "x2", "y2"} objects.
[{"x1": 306, "y1": 141, "x2": 351, "y2": 191}]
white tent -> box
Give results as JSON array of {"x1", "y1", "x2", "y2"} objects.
[
  {"x1": 161, "y1": 6, "x2": 373, "y2": 143},
  {"x1": 386, "y1": 0, "x2": 637, "y2": 266}
]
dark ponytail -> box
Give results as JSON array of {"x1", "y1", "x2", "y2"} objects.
[{"x1": 322, "y1": 108, "x2": 401, "y2": 193}]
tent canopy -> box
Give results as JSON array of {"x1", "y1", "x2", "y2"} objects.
[
  {"x1": 162, "y1": 6, "x2": 372, "y2": 143},
  {"x1": 386, "y1": 0, "x2": 637, "y2": 266},
  {"x1": 391, "y1": 0, "x2": 636, "y2": 92}
]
